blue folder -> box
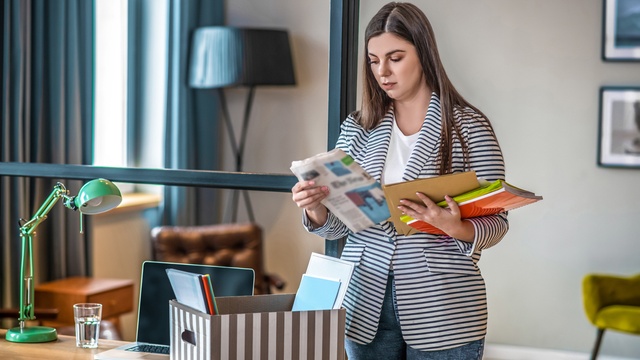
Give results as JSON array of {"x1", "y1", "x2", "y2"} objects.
[{"x1": 291, "y1": 274, "x2": 341, "y2": 312}]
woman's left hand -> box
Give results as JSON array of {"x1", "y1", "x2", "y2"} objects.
[{"x1": 398, "y1": 193, "x2": 474, "y2": 241}]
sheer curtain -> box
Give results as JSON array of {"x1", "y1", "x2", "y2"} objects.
[
  {"x1": 127, "y1": 0, "x2": 224, "y2": 227},
  {"x1": 0, "y1": 0, "x2": 94, "y2": 313}
]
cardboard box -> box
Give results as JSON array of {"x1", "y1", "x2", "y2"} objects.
[{"x1": 170, "y1": 294, "x2": 346, "y2": 360}]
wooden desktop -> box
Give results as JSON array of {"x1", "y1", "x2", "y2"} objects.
[{"x1": 0, "y1": 329, "x2": 125, "y2": 359}]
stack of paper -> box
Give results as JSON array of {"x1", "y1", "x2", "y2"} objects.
[
  {"x1": 166, "y1": 268, "x2": 218, "y2": 315},
  {"x1": 292, "y1": 252, "x2": 355, "y2": 312}
]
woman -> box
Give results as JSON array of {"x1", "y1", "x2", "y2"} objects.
[{"x1": 291, "y1": 2, "x2": 508, "y2": 359}]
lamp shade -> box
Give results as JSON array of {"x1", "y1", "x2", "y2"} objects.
[
  {"x1": 189, "y1": 27, "x2": 296, "y2": 88},
  {"x1": 73, "y1": 178, "x2": 122, "y2": 214}
]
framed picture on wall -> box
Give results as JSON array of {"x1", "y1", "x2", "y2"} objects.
[
  {"x1": 602, "y1": 0, "x2": 640, "y2": 60},
  {"x1": 598, "y1": 87, "x2": 640, "y2": 167}
]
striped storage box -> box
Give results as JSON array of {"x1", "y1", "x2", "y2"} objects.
[{"x1": 170, "y1": 294, "x2": 346, "y2": 360}]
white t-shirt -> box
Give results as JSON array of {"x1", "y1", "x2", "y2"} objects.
[{"x1": 383, "y1": 119, "x2": 419, "y2": 185}]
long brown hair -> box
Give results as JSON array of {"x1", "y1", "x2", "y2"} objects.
[{"x1": 359, "y1": 2, "x2": 493, "y2": 174}]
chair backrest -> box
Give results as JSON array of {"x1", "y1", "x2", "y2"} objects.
[
  {"x1": 582, "y1": 273, "x2": 640, "y2": 324},
  {"x1": 150, "y1": 223, "x2": 269, "y2": 295}
]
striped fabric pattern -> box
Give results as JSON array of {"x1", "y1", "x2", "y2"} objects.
[
  {"x1": 170, "y1": 298, "x2": 346, "y2": 360},
  {"x1": 305, "y1": 93, "x2": 508, "y2": 351}
]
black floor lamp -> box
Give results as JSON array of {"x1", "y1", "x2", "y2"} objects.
[{"x1": 189, "y1": 27, "x2": 296, "y2": 222}]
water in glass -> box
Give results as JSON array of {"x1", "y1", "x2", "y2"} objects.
[{"x1": 75, "y1": 315, "x2": 101, "y2": 348}]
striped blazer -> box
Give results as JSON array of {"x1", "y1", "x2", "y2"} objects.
[{"x1": 303, "y1": 94, "x2": 509, "y2": 351}]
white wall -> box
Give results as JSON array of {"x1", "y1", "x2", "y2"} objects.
[
  {"x1": 92, "y1": 208, "x2": 154, "y2": 341},
  {"x1": 224, "y1": 0, "x2": 640, "y2": 358},
  {"x1": 223, "y1": 0, "x2": 330, "y2": 307}
]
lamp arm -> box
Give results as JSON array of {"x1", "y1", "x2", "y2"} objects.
[
  {"x1": 16, "y1": 182, "x2": 69, "y2": 326},
  {"x1": 20, "y1": 183, "x2": 69, "y2": 235}
]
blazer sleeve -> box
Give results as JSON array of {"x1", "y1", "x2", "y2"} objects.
[
  {"x1": 455, "y1": 110, "x2": 509, "y2": 255},
  {"x1": 302, "y1": 209, "x2": 350, "y2": 240}
]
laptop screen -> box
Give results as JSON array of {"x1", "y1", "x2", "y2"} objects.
[{"x1": 136, "y1": 261, "x2": 255, "y2": 345}]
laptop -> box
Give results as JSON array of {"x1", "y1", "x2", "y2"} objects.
[{"x1": 94, "y1": 260, "x2": 255, "y2": 359}]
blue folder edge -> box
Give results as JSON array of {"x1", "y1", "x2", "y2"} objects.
[{"x1": 291, "y1": 274, "x2": 341, "y2": 312}]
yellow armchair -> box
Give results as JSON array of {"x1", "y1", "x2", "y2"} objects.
[{"x1": 582, "y1": 273, "x2": 640, "y2": 360}]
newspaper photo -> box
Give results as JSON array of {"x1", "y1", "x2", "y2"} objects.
[{"x1": 290, "y1": 148, "x2": 390, "y2": 233}]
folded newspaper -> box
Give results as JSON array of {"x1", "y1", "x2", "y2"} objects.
[{"x1": 290, "y1": 148, "x2": 391, "y2": 232}]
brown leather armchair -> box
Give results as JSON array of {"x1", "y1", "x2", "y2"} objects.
[{"x1": 150, "y1": 223, "x2": 285, "y2": 295}]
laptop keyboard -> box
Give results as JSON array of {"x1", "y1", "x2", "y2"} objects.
[{"x1": 126, "y1": 344, "x2": 170, "y2": 354}]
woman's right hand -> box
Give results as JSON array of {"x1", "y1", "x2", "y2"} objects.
[{"x1": 291, "y1": 180, "x2": 330, "y2": 227}]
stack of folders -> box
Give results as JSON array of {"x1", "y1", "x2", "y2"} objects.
[
  {"x1": 397, "y1": 178, "x2": 543, "y2": 235},
  {"x1": 291, "y1": 252, "x2": 355, "y2": 312},
  {"x1": 166, "y1": 268, "x2": 218, "y2": 315},
  {"x1": 383, "y1": 171, "x2": 543, "y2": 235}
]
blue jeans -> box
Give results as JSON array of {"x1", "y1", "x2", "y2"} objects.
[{"x1": 345, "y1": 275, "x2": 485, "y2": 360}]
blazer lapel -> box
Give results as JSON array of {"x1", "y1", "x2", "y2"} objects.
[
  {"x1": 403, "y1": 93, "x2": 442, "y2": 181},
  {"x1": 358, "y1": 110, "x2": 394, "y2": 181}
]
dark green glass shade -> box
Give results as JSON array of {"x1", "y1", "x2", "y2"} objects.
[{"x1": 73, "y1": 178, "x2": 122, "y2": 214}]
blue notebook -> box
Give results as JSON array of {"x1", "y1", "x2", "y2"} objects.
[{"x1": 291, "y1": 274, "x2": 341, "y2": 312}]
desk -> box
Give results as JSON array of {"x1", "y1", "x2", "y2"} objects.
[
  {"x1": 0, "y1": 329, "x2": 126, "y2": 360},
  {"x1": 35, "y1": 277, "x2": 134, "y2": 335}
]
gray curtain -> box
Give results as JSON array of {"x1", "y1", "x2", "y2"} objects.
[
  {"x1": 128, "y1": 0, "x2": 223, "y2": 227},
  {"x1": 0, "y1": 0, "x2": 94, "y2": 314}
]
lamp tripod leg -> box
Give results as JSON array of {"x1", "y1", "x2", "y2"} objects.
[
  {"x1": 223, "y1": 87, "x2": 257, "y2": 224},
  {"x1": 230, "y1": 189, "x2": 240, "y2": 222},
  {"x1": 242, "y1": 190, "x2": 255, "y2": 222}
]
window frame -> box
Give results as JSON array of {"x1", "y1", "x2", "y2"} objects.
[{"x1": 0, "y1": 0, "x2": 360, "y2": 253}]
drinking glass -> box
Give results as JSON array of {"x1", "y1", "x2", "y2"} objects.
[{"x1": 73, "y1": 303, "x2": 102, "y2": 348}]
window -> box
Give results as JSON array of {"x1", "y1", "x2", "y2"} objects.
[{"x1": 94, "y1": 0, "x2": 128, "y2": 168}]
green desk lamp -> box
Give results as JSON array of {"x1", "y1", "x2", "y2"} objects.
[{"x1": 5, "y1": 179, "x2": 122, "y2": 343}]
